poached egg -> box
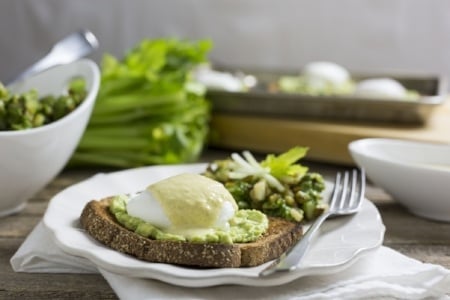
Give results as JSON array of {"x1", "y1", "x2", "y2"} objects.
[{"x1": 126, "y1": 173, "x2": 238, "y2": 237}]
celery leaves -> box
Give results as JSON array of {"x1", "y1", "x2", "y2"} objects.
[
  {"x1": 261, "y1": 147, "x2": 309, "y2": 179},
  {"x1": 71, "y1": 38, "x2": 212, "y2": 167}
]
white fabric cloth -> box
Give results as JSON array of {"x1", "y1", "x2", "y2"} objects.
[{"x1": 11, "y1": 221, "x2": 450, "y2": 300}]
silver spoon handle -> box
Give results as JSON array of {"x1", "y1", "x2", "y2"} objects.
[
  {"x1": 7, "y1": 29, "x2": 98, "y2": 86},
  {"x1": 8, "y1": 52, "x2": 56, "y2": 86}
]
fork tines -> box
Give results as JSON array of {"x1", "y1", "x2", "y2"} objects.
[{"x1": 331, "y1": 169, "x2": 365, "y2": 213}]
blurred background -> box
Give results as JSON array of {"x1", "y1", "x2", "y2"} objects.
[{"x1": 1, "y1": 0, "x2": 450, "y2": 84}]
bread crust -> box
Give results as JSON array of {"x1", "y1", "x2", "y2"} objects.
[{"x1": 80, "y1": 197, "x2": 303, "y2": 268}]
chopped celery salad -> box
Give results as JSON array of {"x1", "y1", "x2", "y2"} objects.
[{"x1": 204, "y1": 147, "x2": 327, "y2": 222}]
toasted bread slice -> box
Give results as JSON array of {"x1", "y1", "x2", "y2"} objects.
[{"x1": 80, "y1": 197, "x2": 303, "y2": 268}]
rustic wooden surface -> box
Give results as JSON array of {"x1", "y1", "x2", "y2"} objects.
[
  {"x1": 1, "y1": 149, "x2": 449, "y2": 299},
  {"x1": 210, "y1": 101, "x2": 450, "y2": 165}
]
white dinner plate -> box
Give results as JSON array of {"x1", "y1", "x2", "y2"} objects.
[{"x1": 43, "y1": 163, "x2": 385, "y2": 287}]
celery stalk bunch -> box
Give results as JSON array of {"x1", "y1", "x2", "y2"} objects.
[{"x1": 71, "y1": 39, "x2": 212, "y2": 167}]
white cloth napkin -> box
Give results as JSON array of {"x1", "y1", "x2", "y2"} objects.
[{"x1": 11, "y1": 221, "x2": 450, "y2": 300}]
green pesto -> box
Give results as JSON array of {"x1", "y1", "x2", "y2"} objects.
[
  {"x1": 109, "y1": 195, "x2": 268, "y2": 244},
  {"x1": 0, "y1": 78, "x2": 87, "y2": 131}
]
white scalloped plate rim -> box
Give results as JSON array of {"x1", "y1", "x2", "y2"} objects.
[{"x1": 43, "y1": 163, "x2": 385, "y2": 287}]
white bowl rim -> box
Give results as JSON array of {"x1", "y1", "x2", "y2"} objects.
[
  {"x1": 0, "y1": 59, "x2": 100, "y2": 137},
  {"x1": 349, "y1": 137, "x2": 450, "y2": 174},
  {"x1": 349, "y1": 137, "x2": 450, "y2": 222}
]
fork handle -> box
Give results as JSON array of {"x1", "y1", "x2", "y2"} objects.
[{"x1": 260, "y1": 211, "x2": 331, "y2": 276}]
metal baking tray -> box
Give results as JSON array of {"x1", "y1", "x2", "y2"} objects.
[{"x1": 206, "y1": 69, "x2": 448, "y2": 124}]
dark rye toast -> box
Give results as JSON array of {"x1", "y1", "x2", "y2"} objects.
[{"x1": 80, "y1": 197, "x2": 303, "y2": 268}]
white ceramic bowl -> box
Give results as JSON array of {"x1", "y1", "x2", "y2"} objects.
[
  {"x1": 0, "y1": 59, "x2": 100, "y2": 217},
  {"x1": 349, "y1": 138, "x2": 450, "y2": 222}
]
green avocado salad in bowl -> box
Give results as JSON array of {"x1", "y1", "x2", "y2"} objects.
[{"x1": 203, "y1": 147, "x2": 327, "y2": 223}]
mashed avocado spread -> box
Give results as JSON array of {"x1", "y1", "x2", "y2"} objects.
[{"x1": 109, "y1": 195, "x2": 269, "y2": 244}]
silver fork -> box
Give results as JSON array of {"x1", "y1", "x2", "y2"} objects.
[{"x1": 260, "y1": 168, "x2": 366, "y2": 277}]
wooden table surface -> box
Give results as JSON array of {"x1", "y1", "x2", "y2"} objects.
[{"x1": 1, "y1": 149, "x2": 449, "y2": 299}]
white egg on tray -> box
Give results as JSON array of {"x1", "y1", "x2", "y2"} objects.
[
  {"x1": 302, "y1": 61, "x2": 351, "y2": 89},
  {"x1": 354, "y1": 78, "x2": 408, "y2": 99}
]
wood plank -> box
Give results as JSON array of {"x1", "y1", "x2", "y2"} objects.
[
  {"x1": 0, "y1": 238, "x2": 117, "y2": 299},
  {"x1": 209, "y1": 101, "x2": 450, "y2": 164},
  {"x1": 378, "y1": 202, "x2": 450, "y2": 245},
  {"x1": 0, "y1": 215, "x2": 41, "y2": 238}
]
